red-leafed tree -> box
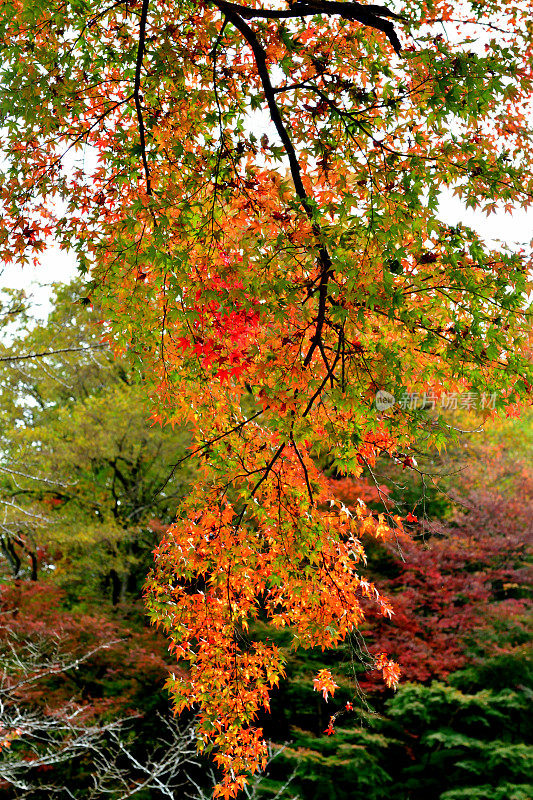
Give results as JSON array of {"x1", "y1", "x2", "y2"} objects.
[
  {"x1": 0, "y1": 581, "x2": 203, "y2": 797},
  {"x1": 349, "y1": 419, "x2": 533, "y2": 686},
  {"x1": 1, "y1": 0, "x2": 532, "y2": 793}
]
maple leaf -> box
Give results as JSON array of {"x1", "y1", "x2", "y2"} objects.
[
  {"x1": 376, "y1": 653, "x2": 401, "y2": 690},
  {"x1": 313, "y1": 669, "x2": 339, "y2": 702}
]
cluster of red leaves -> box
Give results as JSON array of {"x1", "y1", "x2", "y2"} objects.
[{"x1": 172, "y1": 269, "x2": 261, "y2": 384}]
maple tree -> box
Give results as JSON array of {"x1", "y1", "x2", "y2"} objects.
[
  {"x1": 0, "y1": 284, "x2": 529, "y2": 798},
  {"x1": 1, "y1": 0, "x2": 532, "y2": 793}
]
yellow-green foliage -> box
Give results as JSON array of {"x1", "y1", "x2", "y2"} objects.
[{"x1": 0, "y1": 281, "x2": 193, "y2": 598}]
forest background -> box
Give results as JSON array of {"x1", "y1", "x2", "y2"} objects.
[{"x1": 0, "y1": 281, "x2": 530, "y2": 798}]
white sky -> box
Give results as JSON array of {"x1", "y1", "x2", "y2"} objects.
[{"x1": 0, "y1": 244, "x2": 78, "y2": 320}]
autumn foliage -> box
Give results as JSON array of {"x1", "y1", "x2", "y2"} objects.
[
  {"x1": 362, "y1": 481, "x2": 532, "y2": 686},
  {"x1": 0, "y1": 581, "x2": 172, "y2": 720},
  {"x1": 1, "y1": 0, "x2": 532, "y2": 793}
]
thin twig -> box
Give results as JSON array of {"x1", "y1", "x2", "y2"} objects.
[{"x1": 0, "y1": 344, "x2": 107, "y2": 363}]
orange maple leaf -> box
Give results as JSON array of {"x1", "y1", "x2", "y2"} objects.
[{"x1": 313, "y1": 669, "x2": 339, "y2": 701}]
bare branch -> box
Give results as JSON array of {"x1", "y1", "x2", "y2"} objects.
[
  {"x1": 214, "y1": 1, "x2": 404, "y2": 53},
  {"x1": 0, "y1": 629, "x2": 200, "y2": 799},
  {"x1": 0, "y1": 344, "x2": 107, "y2": 363},
  {"x1": 134, "y1": 0, "x2": 152, "y2": 195}
]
